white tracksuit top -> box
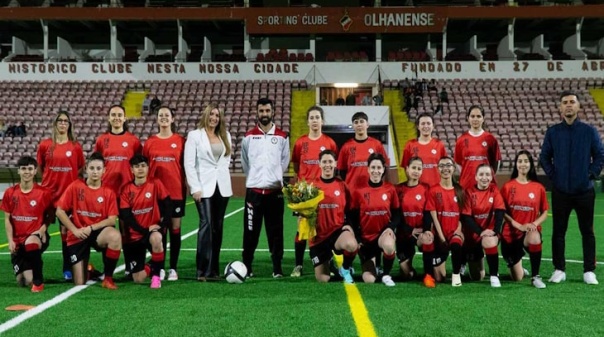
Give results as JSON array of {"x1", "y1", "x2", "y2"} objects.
[{"x1": 241, "y1": 124, "x2": 290, "y2": 190}]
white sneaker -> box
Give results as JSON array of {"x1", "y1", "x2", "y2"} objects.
[
  {"x1": 584, "y1": 271, "x2": 599, "y2": 285},
  {"x1": 459, "y1": 264, "x2": 467, "y2": 276},
  {"x1": 490, "y1": 275, "x2": 501, "y2": 288},
  {"x1": 159, "y1": 269, "x2": 166, "y2": 281},
  {"x1": 548, "y1": 270, "x2": 566, "y2": 283},
  {"x1": 167, "y1": 269, "x2": 178, "y2": 281},
  {"x1": 290, "y1": 265, "x2": 303, "y2": 278},
  {"x1": 451, "y1": 273, "x2": 462, "y2": 287},
  {"x1": 532, "y1": 276, "x2": 546, "y2": 289},
  {"x1": 382, "y1": 275, "x2": 395, "y2": 287}
]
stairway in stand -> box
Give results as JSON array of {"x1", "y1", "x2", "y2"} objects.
[{"x1": 384, "y1": 89, "x2": 416, "y2": 183}]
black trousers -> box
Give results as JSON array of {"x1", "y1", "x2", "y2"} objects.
[
  {"x1": 551, "y1": 187, "x2": 596, "y2": 273},
  {"x1": 195, "y1": 187, "x2": 230, "y2": 278},
  {"x1": 242, "y1": 189, "x2": 284, "y2": 275}
]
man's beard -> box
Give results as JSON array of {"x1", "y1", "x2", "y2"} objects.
[{"x1": 259, "y1": 116, "x2": 272, "y2": 126}]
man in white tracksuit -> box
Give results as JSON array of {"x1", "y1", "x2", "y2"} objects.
[{"x1": 241, "y1": 97, "x2": 290, "y2": 278}]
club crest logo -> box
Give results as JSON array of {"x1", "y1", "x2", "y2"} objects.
[
  {"x1": 340, "y1": 10, "x2": 352, "y2": 31},
  {"x1": 97, "y1": 197, "x2": 104, "y2": 203},
  {"x1": 481, "y1": 141, "x2": 487, "y2": 147},
  {"x1": 415, "y1": 194, "x2": 422, "y2": 201},
  {"x1": 489, "y1": 197, "x2": 494, "y2": 203},
  {"x1": 66, "y1": 151, "x2": 72, "y2": 157},
  {"x1": 171, "y1": 143, "x2": 177, "y2": 149},
  {"x1": 122, "y1": 142, "x2": 129, "y2": 148},
  {"x1": 334, "y1": 190, "x2": 341, "y2": 196},
  {"x1": 529, "y1": 193, "x2": 535, "y2": 199},
  {"x1": 382, "y1": 193, "x2": 387, "y2": 201},
  {"x1": 431, "y1": 149, "x2": 437, "y2": 154},
  {"x1": 145, "y1": 192, "x2": 152, "y2": 199},
  {"x1": 30, "y1": 200, "x2": 37, "y2": 207}
]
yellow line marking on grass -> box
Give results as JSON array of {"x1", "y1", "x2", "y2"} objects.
[
  {"x1": 334, "y1": 255, "x2": 378, "y2": 337},
  {"x1": 344, "y1": 285, "x2": 378, "y2": 337},
  {"x1": 0, "y1": 206, "x2": 244, "y2": 334}
]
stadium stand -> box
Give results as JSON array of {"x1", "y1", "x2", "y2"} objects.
[
  {"x1": 16, "y1": 0, "x2": 45, "y2": 6},
  {"x1": 50, "y1": 0, "x2": 78, "y2": 6},
  {"x1": 387, "y1": 50, "x2": 430, "y2": 62},
  {"x1": 0, "y1": 77, "x2": 601, "y2": 174},
  {"x1": 9, "y1": 55, "x2": 44, "y2": 62},
  {"x1": 0, "y1": 79, "x2": 305, "y2": 172},
  {"x1": 385, "y1": 77, "x2": 604, "y2": 170}
]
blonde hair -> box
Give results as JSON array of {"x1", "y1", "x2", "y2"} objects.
[{"x1": 197, "y1": 103, "x2": 231, "y2": 156}]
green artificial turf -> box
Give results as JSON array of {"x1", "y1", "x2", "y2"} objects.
[{"x1": 0, "y1": 194, "x2": 603, "y2": 336}]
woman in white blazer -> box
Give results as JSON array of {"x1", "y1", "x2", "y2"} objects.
[{"x1": 184, "y1": 103, "x2": 233, "y2": 281}]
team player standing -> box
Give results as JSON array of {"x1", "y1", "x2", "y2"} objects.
[
  {"x1": 36, "y1": 111, "x2": 85, "y2": 281},
  {"x1": 6, "y1": 91, "x2": 602, "y2": 290},
  {"x1": 143, "y1": 106, "x2": 186, "y2": 281}
]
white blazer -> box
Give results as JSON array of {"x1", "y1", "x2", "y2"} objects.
[{"x1": 184, "y1": 128, "x2": 233, "y2": 198}]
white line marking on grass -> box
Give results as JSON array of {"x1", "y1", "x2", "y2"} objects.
[
  {"x1": 0, "y1": 285, "x2": 89, "y2": 333},
  {"x1": 0, "y1": 207, "x2": 244, "y2": 335}
]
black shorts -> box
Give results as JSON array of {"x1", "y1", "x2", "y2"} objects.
[
  {"x1": 309, "y1": 228, "x2": 345, "y2": 267},
  {"x1": 432, "y1": 242, "x2": 449, "y2": 267},
  {"x1": 359, "y1": 240, "x2": 382, "y2": 263},
  {"x1": 124, "y1": 235, "x2": 154, "y2": 273},
  {"x1": 11, "y1": 233, "x2": 50, "y2": 275},
  {"x1": 65, "y1": 228, "x2": 105, "y2": 266},
  {"x1": 172, "y1": 199, "x2": 185, "y2": 218},
  {"x1": 396, "y1": 236, "x2": 418, "y2": 262},
  {"x1": 501, "y1": 239, "x2": 525, "y2": 268},
  {"x1": 464, "y1": 243, "x2": 484, "y2": 263}
]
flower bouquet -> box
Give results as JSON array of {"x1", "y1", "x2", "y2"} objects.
[{"x1": 282, "y1": 180, "x2": 324, "y2": 240}]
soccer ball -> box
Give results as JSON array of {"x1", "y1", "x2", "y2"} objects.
[{"x1": 224, "y1": 261, "x2": 248, "y2": 284}]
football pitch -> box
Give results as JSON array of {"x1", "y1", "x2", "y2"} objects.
[{"x1": 0, "y1": 194, "x2": 603, "y2": 337}]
